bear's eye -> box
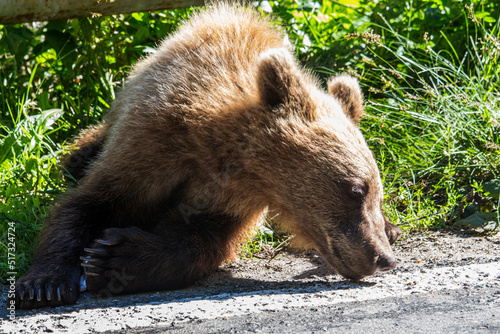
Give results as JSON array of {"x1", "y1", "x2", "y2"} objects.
[
  {"x1": 340, "y1": 179, "x2": 367, "y2": 200},
  {"x1": 350, "y1": 183, "x2": 367, "y2": 199}
]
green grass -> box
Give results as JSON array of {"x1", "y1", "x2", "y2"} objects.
[
  {"x1": 355, "y1": 10, "x2": 500, "y2": 232},
  {"x1": 1, "y1": 0, "x2": 500, "y2": 281},
  {"x1": 241, "y1": 217, "x2": 291, "y2": 260},
  {"x1": 1, "y1": 72, "x2": 66, "y2": 275}
]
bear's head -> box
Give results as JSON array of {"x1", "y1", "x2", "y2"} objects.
[{"x1": 254, "y1": 49, "x2": 397, "y2": 280}]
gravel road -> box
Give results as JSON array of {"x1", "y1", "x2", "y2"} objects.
[{"x1": 1, "y1": 229, "x2": 499, "y2": 333}]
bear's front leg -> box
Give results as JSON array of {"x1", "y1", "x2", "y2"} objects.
[
  {"x1": 14, "y1": 192, "x2": 110, "y2": 309},
  {"x1": 82, "y1": 212, "x2": 240, "y2": 298}
]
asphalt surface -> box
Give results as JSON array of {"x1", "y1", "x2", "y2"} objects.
[{"x1": 127, "y1": 286, "x2": 500, "y2": 334}]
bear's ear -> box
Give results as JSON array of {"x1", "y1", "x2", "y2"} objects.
[
  {"x1": 257, "y1": 48, "x2": 314, "y2": 119},
  {"x1": 327, "y1": 74, "x2": 364, "y2": 124}
]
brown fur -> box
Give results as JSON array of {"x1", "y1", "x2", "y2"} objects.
[
  {"x1": 14, "y1": 3, "x2": 400, "y2": 309},
  {"x1": 62, "y1": 123, "x2": 108, "y2": 181}
]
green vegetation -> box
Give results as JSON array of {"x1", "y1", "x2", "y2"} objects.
[{"x1": 1, "y1": 1, "x2": 499, "y2": 279}]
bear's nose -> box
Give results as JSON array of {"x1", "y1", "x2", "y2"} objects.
[{"x1": 375, "y1": 254, "x2": 397, "y2": 272}]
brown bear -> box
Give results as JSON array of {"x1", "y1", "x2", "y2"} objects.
[{"x1": 14, "y1": 2, "x2": 401, "y2": 309}]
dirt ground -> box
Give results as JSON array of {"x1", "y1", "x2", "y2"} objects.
[{"x1": 206, "y1": 228, "x2": 500, "y2": 288}]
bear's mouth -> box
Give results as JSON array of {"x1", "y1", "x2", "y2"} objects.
[{"x1": 320, "y1": 244, "x2": 377, "y2": 281}]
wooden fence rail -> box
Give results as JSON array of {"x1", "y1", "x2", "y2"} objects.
[{"x1": 0, "y1": 0, "x2": 205, "y2": 25}]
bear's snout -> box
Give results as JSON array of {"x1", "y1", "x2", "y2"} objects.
[{"x1": 375, "y1": 253, "x2": 397, "y2": 272}]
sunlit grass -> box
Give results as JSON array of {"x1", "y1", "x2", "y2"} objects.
[
  {"x1": 350, "y1": 12, "x2": 500, "y2": 232},
  {"x1": 1, "y1": 70, "x2": 67, "y2": 278}
]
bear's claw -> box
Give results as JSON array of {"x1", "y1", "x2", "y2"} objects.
[
  {"x1": 96, "y1": 239, "x2": 118, "y2": 246},
  {"x1": 84, "y1": 247, "x2": 107, "y2": 255},
  {"x1": 46, "y1": 285, "x2": 52, "y2": 301}
]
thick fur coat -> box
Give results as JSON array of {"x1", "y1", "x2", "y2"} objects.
[{"x1": 14, "y1": 3, "x2": 400, "y2": 309}]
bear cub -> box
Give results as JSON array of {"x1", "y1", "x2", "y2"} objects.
[{"x1": 14, "y1": 3, "x2": 401, "y2": 309}]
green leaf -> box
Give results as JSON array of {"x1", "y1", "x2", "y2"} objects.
[
  {"x1": 131, "y1": 12, "x2": 145, "y2": 21},
  {"x1": 483, "y1": 180, "x2": 500, "y2": 200},
  {"x1": 455, "y1": 212, "x2": 499, "y2": 231},
  {"x1": 25, "y1": 157, "x2": 38, "y2": 175},
  {"x1": 39, "y1": 109, "x2": 64, "y2": 130},
  {"x1": 133, "y1": 26, "x2": 150, "y2": 44}
]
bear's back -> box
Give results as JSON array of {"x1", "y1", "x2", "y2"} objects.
[{"x1": 113, "y1": 4, "x2": 287, "y2": 123}]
